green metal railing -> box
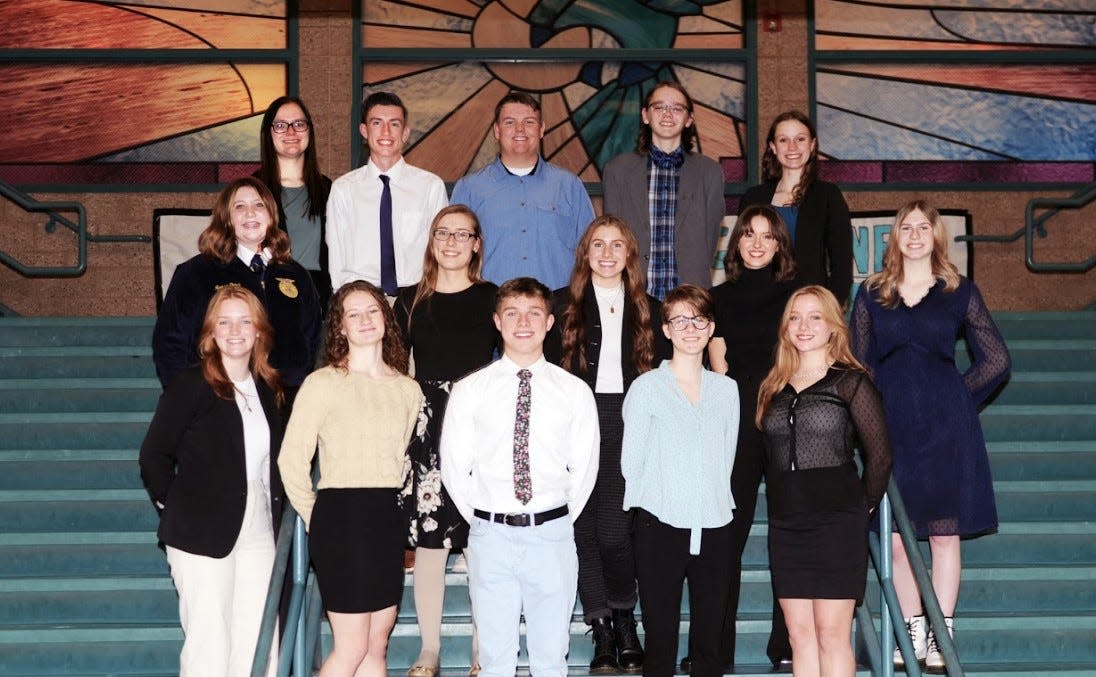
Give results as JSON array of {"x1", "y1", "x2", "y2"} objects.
[
  {"x1": 955, "y1": 182, "x2": 1096, "y2": 273},
  {"x1": 859, "y1": 479, "x2": 964, "y2": 677},
  {"x1": 0, "y1": 180, "x2": 149, "y2": 277}
]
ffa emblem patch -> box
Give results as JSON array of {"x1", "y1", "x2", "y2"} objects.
[{"x1": 277, "y1": 277, "x2": 298, "y2": 298}]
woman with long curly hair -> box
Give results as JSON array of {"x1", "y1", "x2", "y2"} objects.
[
  {"x1": 757, "y1": 286, "x2": 892, "y2": 677},
  {"x1": 393, "y1": 205, "x2": 498, "y2": 677},
  {"x1": 140, "y1": 285, "x2": 285, "y2": 677},
  {"x1": 544, "y1": 215, "x2": 669, "y2": 674},
  {"x1": 279, "y1": 281, "x2": 423, "y2": 677},
  {"x1": 852, "y1": 200, "x2": 1010, "y2": 671}
]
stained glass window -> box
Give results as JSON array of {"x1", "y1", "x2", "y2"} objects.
[
  {"x1": 1, "y1": 0, "x2": 291, "y2": 187},
  {"x1": 359, "y1": 0, "x2": 749, "y2": 184},
  {"x1": 813, "y1": 0, "x2": 1096, "y2": 186}
]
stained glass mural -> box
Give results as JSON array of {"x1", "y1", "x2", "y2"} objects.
[
  {"x1": 360, "y1": 0, "x2": 747, "y2": 183},
  {"x1": 813, "y1": 0, "x2": 1096, "y2": 184},
  {"x1": 0, "y1": 0, "x2": 289, "y2": 186}
]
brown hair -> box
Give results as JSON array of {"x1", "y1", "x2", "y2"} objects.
[
  {"x1": 494, "y1": 91, "x2": 541, "y2": 123},
  {"x1": 560, "y1": 216, "x2": 654, "y2": 376},
  {"x1": 257, "y1": 96, "x2": 329, "y2": 221},
  {"x1": 197, "y1": 285, "x2": 284, "y2": 405},
  {"x1": 760, "y1": 110, "x2": 818, "y2": 206},
  {"x1": 496, "y1": 277, "x2": 551, "y2": 310},
  {"x1": 725, "y1": 204, "x2": 798, "y2": 283},
  {"x1": 198, "y1": 177, "x2": 292, "y2": 265},
  {"x1": 406, "y1": 205, "x2": 486, "y2": 332},
  {"x1": 865, "y1": 199, "x2": 961, "y2": 309},
  {"x1": 323, "y1": 281, "x2": 410, "y2": 374},
  {"x1": 635, "y1": 80, "x2": 698, "y2": 154},
  {"x1": 755, "y1": 285, "x2": 865, "y2": 427},
  {"x1": 661, "y1": 284, "x2": 714, "y2": 323}
]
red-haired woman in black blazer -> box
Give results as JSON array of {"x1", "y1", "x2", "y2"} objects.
[{"x1": 140, "y1": 285, "x2": 285, "y2": 677}]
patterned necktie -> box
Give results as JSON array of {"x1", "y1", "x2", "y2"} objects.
[
  {"x1": 249, "y1": 252, "x2": 266, "y2": 277},
  {"x1": 513, "y1": 368, "x2": 533, "y2": 504},
  {"x1": 378, "y1": 174, "x2": 397, "y2": 296}
]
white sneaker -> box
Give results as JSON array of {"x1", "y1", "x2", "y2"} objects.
[
  {"x1": 893, "y1": 615, "x2": 927, "y2": 668},
  {"x1": 924, "y1": 617, "x2": 954, "y2": 671}
]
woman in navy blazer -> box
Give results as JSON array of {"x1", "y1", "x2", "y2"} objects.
[{"x1": 140, "y1": 285, "x2": 285, "y2": 677}]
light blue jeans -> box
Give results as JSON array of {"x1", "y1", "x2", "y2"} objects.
[{"x1": 465, "y1": 513, "x2": 578, "y2": 677}]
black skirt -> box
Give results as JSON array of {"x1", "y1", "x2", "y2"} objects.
[{"x1": 309, "y1": 488, "x2": 404, "y2": 613}]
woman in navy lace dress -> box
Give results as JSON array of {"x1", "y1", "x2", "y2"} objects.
[{"x1": 852, "y1": 200, "x2": 1011, "y2": 671}]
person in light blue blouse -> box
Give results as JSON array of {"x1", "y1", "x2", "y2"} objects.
[{"x1": 621, "y1": 284, "x2": 739, "y2": 677}]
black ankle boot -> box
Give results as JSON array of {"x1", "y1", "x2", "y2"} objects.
[
  {"x1": 589, "y1": 617, "x2": 619, "y2": 674},
  {"x1": 612, "y1": 609, "x2": 644, "y2": 674}
]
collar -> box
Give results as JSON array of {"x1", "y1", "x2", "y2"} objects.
[
  {"x1": 498, "y1": 353, "x2": 548, "y2": 376},
  {"x1": 499, "y1": 156, "x2": 540, "y2": 176},
  {"x1": 649, "y1": 145, "x2": 685, "y2": 170},
  {"x1": 236, "y1": 244, "x2": 271, "y2": 267},
  {"x1": 366, "y1": 156, "x2": 407, "y2": 180}
]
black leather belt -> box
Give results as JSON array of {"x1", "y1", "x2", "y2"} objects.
[{"x1": 473, "y1": 506, "x2": 568, "y2": 527}]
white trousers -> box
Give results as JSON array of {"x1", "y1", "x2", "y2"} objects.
[{"x1": 166, "y1": 481, "x2": 278, "y2": 677}]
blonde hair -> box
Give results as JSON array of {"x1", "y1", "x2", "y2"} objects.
[
  {"x1": 865, "y1": 199, "x2": 960, "y2": 308},
  {"x1": 197, "y1": 285, "x2": 284, "y2": 405},
  {"x1": 756, "y1": 285, "x2": 865, "y2": 427}
]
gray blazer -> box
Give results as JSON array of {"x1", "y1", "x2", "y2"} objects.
[{"x1": 602, "y1": 151, "x2": 726, "y2": 289}]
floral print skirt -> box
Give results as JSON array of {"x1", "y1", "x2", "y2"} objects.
[{"x1": 401, "y1": 380, "x2": 469, "y2": 550}]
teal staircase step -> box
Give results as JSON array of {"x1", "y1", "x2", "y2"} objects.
[
  {"x1": 0, "y1": 413, "x2": 151, "y2": 449},
  {"x1": 0, "y1": 533, "x2": 167, "y2": 577},
  {"x1": 957, "y1": 339, "x2": 1096, "y2": 372},
  {"x1": 992, "y1": 311, "x2": 1096, "y2": 340},
  {"x1": 0, "y1": 491, "x2": 155, "y2": 532},
  {"x1": 0, "y1": 577, "x2": 177, "y2": 626},
  {"x1": 979, "y1": 405, "x2": 1096, "y2": 442},
  {"x1": 989, "y1": 372, "x2": 1096, "y2": 405},
  {"x1": 0, "y1": 379, "x2": 161, "y2": 413},
  {"x1": 0, "y1": 347, "x2": 157, "y2": 379},
  {"x1": 0, "y1": 317, "x2": 153, "y2": 348},
  {"x1": 0, "y1": 459, "x2": 144, "y2": 490}
]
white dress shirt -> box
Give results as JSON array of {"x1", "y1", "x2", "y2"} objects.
[
  {"x1": 440, "y1": 354, "x2": 600, "y2": 523},
  {"x1": 325, "y1": 156, "x2": 448, "y2": 291}
]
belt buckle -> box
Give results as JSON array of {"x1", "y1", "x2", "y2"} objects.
[{"x1": 503, "y1": 513, "x2": 531, "y2": 527}]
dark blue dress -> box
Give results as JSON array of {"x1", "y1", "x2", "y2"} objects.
[{"x1": 852, "y1": 277, "x2": 1010, "y2": 538}]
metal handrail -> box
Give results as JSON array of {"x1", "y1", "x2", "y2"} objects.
[
  {"x1": 864, "y1": 478, "x2": 965, "y2": 677},
  {"x1": 252, "y1": 507, "x2": 316, "y2": 677},
  {"x1": 954, "y1": 181, "x2": 1096, "y2": 273},
  {"x1": 0, "y1": 180, "x2": 149, "y2": 277}
]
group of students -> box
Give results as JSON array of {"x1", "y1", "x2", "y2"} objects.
[{"x1": 138, "y1": 81, "x2": 1010, "y2": 677}]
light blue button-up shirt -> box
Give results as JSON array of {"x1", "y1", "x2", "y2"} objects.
[
  {"x1": 621, "y1": 361, "x2": 739, "y2": 554},
  {"x1": 451, "y1": 157, "x2": 594, "y2": 290}
]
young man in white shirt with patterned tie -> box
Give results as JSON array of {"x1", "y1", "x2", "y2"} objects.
[{"x1": 441, "y1": 277, "x2": 600, "y2": 677}]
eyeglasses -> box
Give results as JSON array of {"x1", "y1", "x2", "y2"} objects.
[
  {"x1": 667, "y1": 315, "x2": 711, "y2": 331},
  {"x1": 649, "y1": 102, "x2": 688, "y2": 116},
  {"x1": 271, "y1": 119, "x2": 309, "y2": 134},
  {"x1": 433, "y1": 229, "x2": 477, "y2": 243}
]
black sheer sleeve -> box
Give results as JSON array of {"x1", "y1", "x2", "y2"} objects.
[
  {"x1": 840, "y1": 371, "x2": 893, "y2": 508},
  {"x1": 850, "y1": 284, "x2": 878, "y2": 379}
]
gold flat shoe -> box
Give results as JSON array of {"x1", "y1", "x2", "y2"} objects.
[
  {"x1": 407, "y1": 665, "x2": 437, "y2": 677},
  {"x1": 468, "y1": 663, "x2": 482, "y2": 676}
]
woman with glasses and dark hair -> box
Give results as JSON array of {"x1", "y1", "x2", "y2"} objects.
[
  {"x1": 602, "y1": 81, "x2": 725, "y2": 299},
  {"x1": 153, "y1": 176, "x2": 321, "y2": 404},
  {"x1": 393, "y1": 205, "x2": 498, "y2": 677},
  {"x1": 739, "y1": 110, "x2": 852, "y2": 310},
  {"x1": 544, "y1": 215, "x2": 670, "y2": 674},
  {"x1": 255, "y1": 96, "x2": 333, "y2": 310},
  {"x1": 620, "y1": 284, "x2": 739, "y2": 677},
  {"x1": 279, "y1": 280, "x2": 423, "y2": 677}
]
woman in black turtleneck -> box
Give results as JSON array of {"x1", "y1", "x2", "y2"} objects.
[{"x1": 708, "y1": 204, "x2": 801, "y2": 668}]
